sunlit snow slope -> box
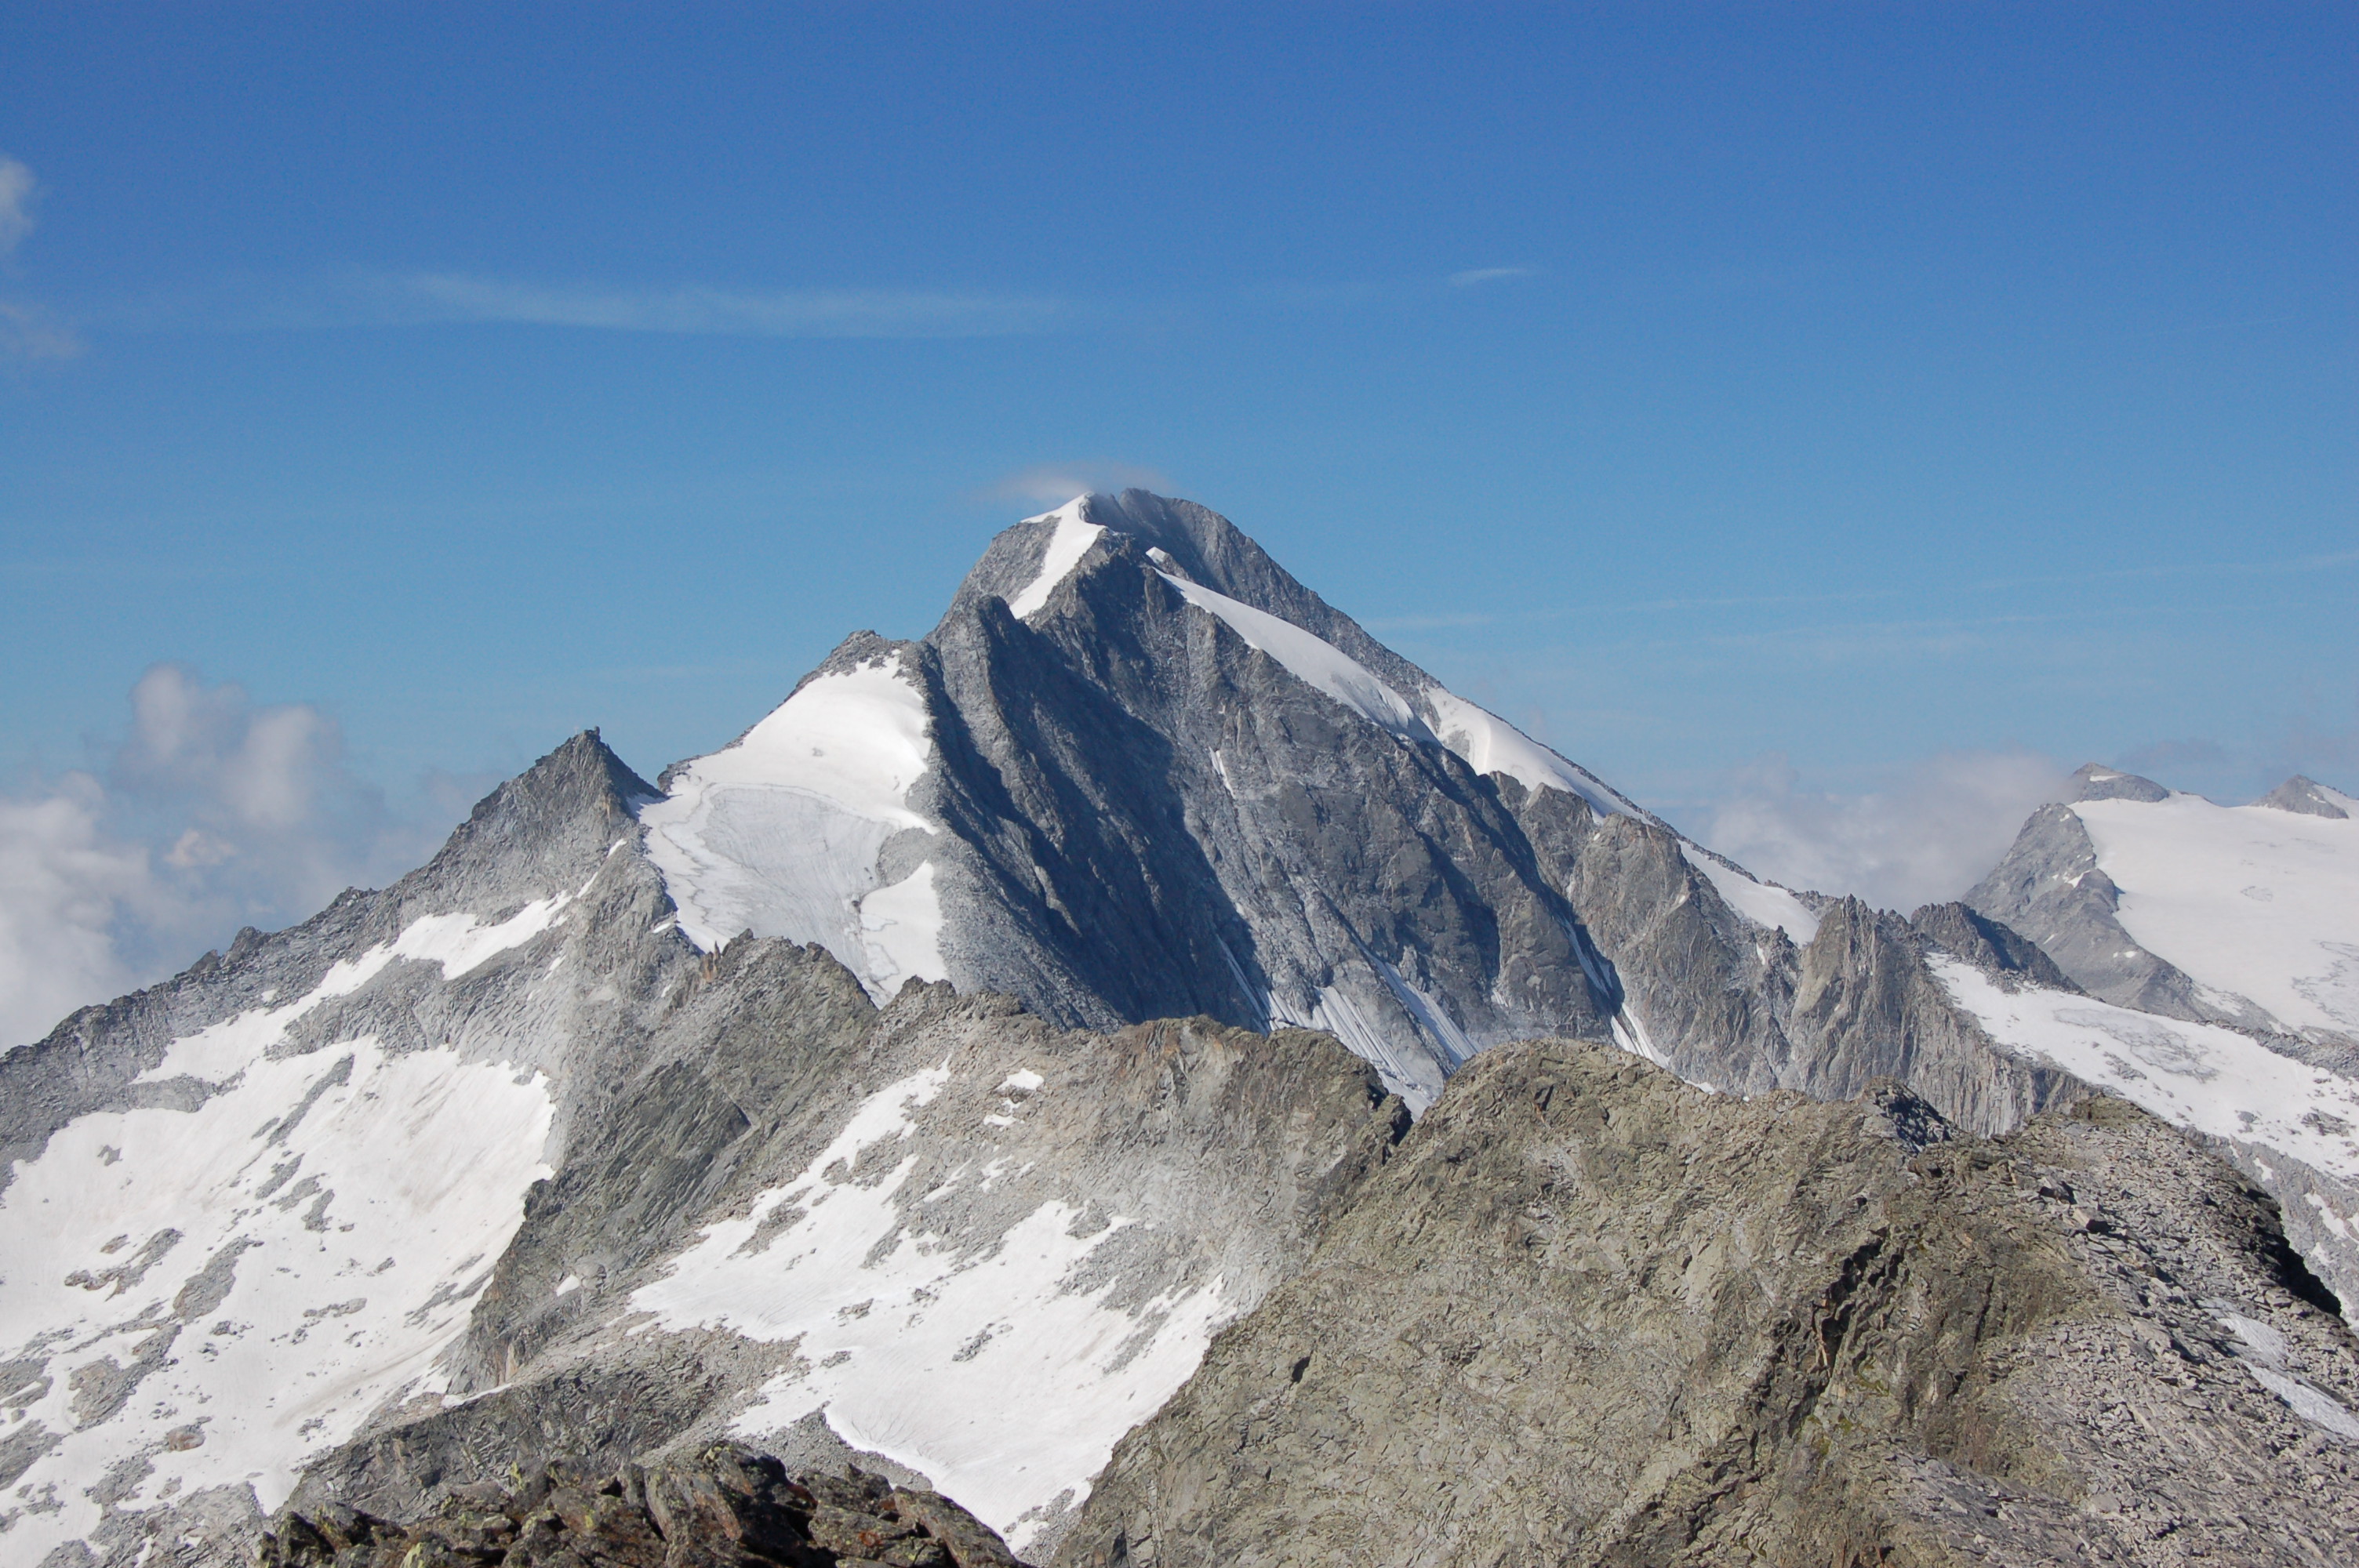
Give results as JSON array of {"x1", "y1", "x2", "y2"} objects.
[
  {"x1": 638, "y1": 648, "x2": 947, "y2": 1001},
  {"x1": 632, "y1": 1064, "x2": 1238, "y2": 1552},
  {"x1": 2075, "y1": 787, "x2": 2359, "y2": 1046},
  {"x1": 0, "y1": 911, "x2": 560, "y2": 1563}
]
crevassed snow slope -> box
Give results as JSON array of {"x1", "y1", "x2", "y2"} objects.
[
  {"x1": 632, "y1": 1066, "x2": 1234, "y2": 1555},
  {"x1": 639, "y1": 652, "x2": 946, "y2": 1001},
  {"x1": 1932, "y1": 956, "x2": 2359, "y2": 1189},
  {"x1": 2074, "y1": 791, "x2": 2359, "y2": 1042},
  {"x1": 0, "y1": 913, "x2": 558, "y2": 1563},
  {"x1": 1679, "y1": 844, "x2": 1821, "y2": 942},
  {"x1": 1005, "y1": 498, "x2": 1104, "y2": 619},
  {"x1": 1158, "y1": 574, "x2": 1438, "y2": 743},
  {"x1": 1423, "y1": 688, "x2": 1631, "y2": 818}
]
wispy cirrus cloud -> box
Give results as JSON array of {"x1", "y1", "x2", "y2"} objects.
[
  {"x1": 387, "y1": 273, "x2": 1067, "y2": 339},
  {"x1": 1448, "y1": 266, "x2": 1539, "y2": 288},
  {"x1": 0, "y1": 158, "x2": 35, "y2": 256}
]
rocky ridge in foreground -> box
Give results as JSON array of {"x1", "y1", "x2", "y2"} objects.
[{"x1": 263, "y1": 1442, "x2": 1027, "y2": 1568}]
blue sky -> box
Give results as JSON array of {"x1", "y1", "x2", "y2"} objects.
[{"x1": 0, "y1": 4, "x2": 2352, "y2": 1032}]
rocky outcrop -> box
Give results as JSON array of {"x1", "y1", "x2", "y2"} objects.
[
  {"x1": 1060, "y1": 1040, "x2": 2359, "y2": 1568},
  {"x1": 262, "y1": 1443, "x2": 1029, "y2": 1568},
  {"x1": 1907, "y1": 899, "x2": 2077, "y2": 990}
]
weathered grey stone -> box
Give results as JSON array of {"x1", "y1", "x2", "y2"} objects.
[{"x1": 1059, "y1": 1041, "x2": 2359, "y2": 1568}]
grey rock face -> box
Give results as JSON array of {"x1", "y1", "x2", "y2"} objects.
[
  {"x1": 1557, "y1": 811, "x2": 2077, "y2": 1139},
  {"x1": 662, "y1": 490, "x2": 1632, "y2": 1110},
  {"x1": 1060, "y1": 1041, "x2": 2359, "y2": 1568},
  {"x1": 2068, "y1": 762, "x2": 2172, "y2": 804},
  {"x1": 1908, "y1": 899, "x2": 2079, "y2": 990},
  {"x1": 2256, "y1": 774, "x2": 2352, "y2": 818}
]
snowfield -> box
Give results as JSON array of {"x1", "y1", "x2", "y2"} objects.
[
  {"x1": 639, "y1": 651, "x2": 947, "y2": 1001},
  {"x1": 2074, "y1": 789, "x2": 2359, "y2": 1044},
  {"x1": 0, "y1": 905, "x2": 564, "y2": 1561},
  {"x1": 632, "y1": 1065, "x2": 1235, "y2": 1554},
  {"x1": 1932, "y1": 956, "x2": 2359, "y2": 1190}
]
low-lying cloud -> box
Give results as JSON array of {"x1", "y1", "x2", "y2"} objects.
[
  {"x1": 0, "y1": 666, "x2": 454, "y2": 1051},
  {"x1": 1688, "y1": 749, "x2": 2070, "y2": 913}
]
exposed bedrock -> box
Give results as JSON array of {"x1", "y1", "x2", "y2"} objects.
[{"x1": 1060, "y1": 1040, "x2": 2359, "y2": 1568}]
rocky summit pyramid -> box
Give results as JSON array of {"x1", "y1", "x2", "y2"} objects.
[{"x1": 5, "y1": 493, "x2": 2357, "y2": 1568}]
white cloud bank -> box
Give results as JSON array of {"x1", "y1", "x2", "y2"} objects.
[
  {"x1": 0, "y1": 666, "x2": 454, "y2": 1051},
  {"x1": 1690, "y1": 750, "x2": 2070, "y2": 913}
]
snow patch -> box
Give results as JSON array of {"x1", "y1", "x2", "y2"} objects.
[
  {"x1": 1005, "y1": 498, "x2": 1104, "y2": 619},
  {"x1": 630, "y1": 1067, "x2": 1234, "y2": 1552},
  {"x1": 858, "y1": 862, "x2": 948, "y2": 999}
]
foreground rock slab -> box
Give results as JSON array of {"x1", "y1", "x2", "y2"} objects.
[
  {"x1": 1061, "y1": 1040, "x2": 2359, "y2": 1567},
  {"x1": 260, "y1": 1441, "x2": 1029, "y2": 1568}
]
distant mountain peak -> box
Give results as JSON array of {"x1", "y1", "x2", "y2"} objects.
[
  {"x1": 2255, "y1": 774, "x2": 2352, "y2": 819},
  {"x1": 2068, "y1": 761, "x2": 2171, "y2": 803}
]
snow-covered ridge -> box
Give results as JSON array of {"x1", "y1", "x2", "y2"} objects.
[
  {"x1": 1158, "y1": 572, "x2": 1438, "y2": 744},
  {"x1": 632, "y1": 1065, "x2": 1234, "y2": 1552},
  {"x1": 1680, "y1": 844, "x2": 1820, "y2": 942},
  {"x1": 1423, "y1": 688, "x2": 1630, "y2": 818},
  {"x1": 638, "y1": 652, "x2": 947, "y2": 1001},
  {"x1": 1153, "y1": 566, "x2": 1631, "y2": 822},
  {"x1": 2073, "y1": 791, "x2": 2359, "y2": 1044},
  {"x1": 1005, "y1": 497, "x2": 1105, "y2": 619}
]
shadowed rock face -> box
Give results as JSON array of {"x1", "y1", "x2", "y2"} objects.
[
  {"x1": 905, "y1": 492, "x2": 1627, "y2": 1110},
  {"x1": 1059, "y1": 1040, "x2": 2359, "y2": 1568}
]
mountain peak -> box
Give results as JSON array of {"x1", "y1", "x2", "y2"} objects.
[
  {"x1": 2254, "y1": 774, "x2": 2353, "y2": 819},
  {"x1": 2067, "y1": 761, "x2": 2171, "y2": 804}
]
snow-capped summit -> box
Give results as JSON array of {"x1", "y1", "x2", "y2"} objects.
[
  {"x1": 638, "y1": 490, "x2": 1656, "y2": 1109},
  {"x1": 1970, "y1": 761, "x2": 2359, "y2": 1053}
]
